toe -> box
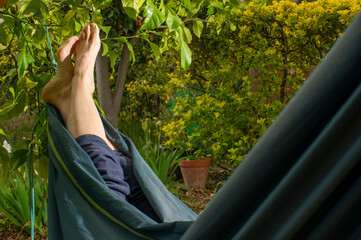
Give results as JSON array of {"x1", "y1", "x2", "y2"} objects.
[
  {"x1": 90, "y1": 23, "x2": 99, "y2": 34},
  {"x1": 80, "y1": 31, "x2": 85, "y2": 41},
  {"x1": 67, "y1": 36, "x2": 79, "y2": 44},
  {"x1": 71, "y1": 39, "x2": 79, "y2": 57},
  {"x1": 83, "y1": 24, "x2": 91, "y2": 40},
  {"x1": 57, "y1": 36, "x2": 79, "y2": 63},
  {"x1": 89, "y1": 23, "x2": 100, "y2": 42}
]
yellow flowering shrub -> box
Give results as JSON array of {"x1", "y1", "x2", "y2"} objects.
[{"x1": 160, "y1": 0, "x2": 361, "y2": 165}]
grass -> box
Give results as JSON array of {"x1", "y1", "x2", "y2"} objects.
[{"x1": 0, "y1": 169, "x2": 48, "y2": 236}]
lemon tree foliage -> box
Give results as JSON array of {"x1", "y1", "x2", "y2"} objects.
[
  {"x1": 157, "y1": 0, "x2": 361, "y2": 164},
  {"x1": 96, "y1": 0, "x2": 245, "y2": 126}
]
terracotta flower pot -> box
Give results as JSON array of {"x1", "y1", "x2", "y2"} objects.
[
  {"x1": 0, "y1": 0, "x2": 10, "y2": 8},
  {"x1": 179, "y1": 157, "x2": 211, "y2": 188}
]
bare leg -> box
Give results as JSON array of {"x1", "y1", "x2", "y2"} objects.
[
  {"x1": 42, "y1": 24, "x2": 116, "y2": 150},
  {"x1": 66, "y1": 23, "x2": 117, "y2": 150}
]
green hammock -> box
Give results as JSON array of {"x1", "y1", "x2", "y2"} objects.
[
  {"x1": 47, "y1": 12, "x2": 361, "y2": 240},
  {"x1": 47, "y1": 104, "x2": 197, "y2": 239}
]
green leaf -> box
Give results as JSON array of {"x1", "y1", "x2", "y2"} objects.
[
  {"x1": 0, "y1": 91, "x2": 26, "y2": 121},
  {"x1": 95, "y1": 0, "x2": 113, "y2": 9},
  {"x1": 99, "y1": 26, "x2": 111, "y2": 38},
  {"x1": 140, "y1": 1, "x2": 165, "y2": 31},
  {"x1": 0, "y1": 146, "x2": 10, "y2": 185},
  {"x1": 0, "y1": 205, "x2": 21, "y2": 227},
  {"x1": 0, "y1": 27, "x2": 7, "y2": 45},
  {"x1": 74, "y1": 21, "x2": 82, "y2": 32},
  {"x1": 108, "y1": 51, "x2": 117, "y2": 71},
  {"x1": 24, "y1": 0, "x2": 41, "y2": 13},
  {"x1": 68, "y1": 0, "x2": 82, "y2": 8},
  {"x1": 19, "y1": 2, "x2": 29, "y2": 14},
  {"x1": 261, "y1": 0, "x2": 267, "y2": 7},
  {"x1": 231, "y1": 6, "x2": 241, "y2": 14},
  {"x1": 24, "y1": 0, "x2": 46, "y2": 19},
  {"x1": 166, "y1": 11, "x2": 183, "y2": 32},
  {"x1": 183, "y1": 26, "x2": 192, "y2": 43},
  {"x1": 183, "y1": 0, "x2": 190, "y2": 6},
  {"x1": 122, "y1": 0, "x2": 139, "y2": 20},
  {"x1": 210, "y1": 1, "x2": 223, "y2": 10},
  {"x1": 101, "y1": 42, "x2": 109, "y2": 56},
  {"x1": 193, "y1": 21, "x2": 204, "y2": 38},
  {"x1": 124, "y1": 7, "x2": 137, "y2": 20},
  {"x1": 37, "y1": 155, "x2": 48, "y2": 181},
  {"x1": 160, "y1": 36, "x2": 169, "y2": 54},
  {"x1": 10, "y1": 149, "x2": 27, "y2": 171},
  {"x1": 15, "y1": 177, "x2": 30, "y2": 221},
  {"x1": 17, "y1": 47, "x2": 28, "y2": 77},
  {"x1": 9, "y1": 87, "x2": 15, "y2": 98},
  {"x1": 33, "y1": 26, "x2": 45, "y2": 43},
  {"x1": 230, "y1": 22, "x2": 236, "y2": 31},
  {"x1": 121, "y1": 38, "x2": 136, "y2": 62},
  {"x1": 207, "y1": 6, "x2": 214, "y2": 15},
  {"x1": 64, "y1": 10, "x2": 75, "y2": 22},
  {"x1": 13, "y1": 19, "x2": 22, "y2": 38},
  {"x1": 0, "y1": 127, "x2": 6, "y2": 136},
  {"x1": 181, "y1": 40, "x2": 192, "y2": 70},
  {"x1": 94, "y1": 98, "x2": 105, "y2": 117},
  {"x1": 145, "y1": 39, "x2": 160, "y2": 60},
  {"x1": 137, "y1": 0, "x2": 146, "y2": 11},
  {"x1": 39, "y1": 1, "x2": 49, "y2": 18},
  {"x1": 230, "y1": 0, "x2": 240, "y2": 6},
  {"x1": 17, "y1": 76, "x2": 38, "y2": 90},
  {"x1": 14, "y1": 139, "x2": 30, "y2": 150}
]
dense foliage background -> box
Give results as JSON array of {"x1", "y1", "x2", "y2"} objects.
[{"x1": 125, "y1": 0, "x2": 361, "y2": 164}]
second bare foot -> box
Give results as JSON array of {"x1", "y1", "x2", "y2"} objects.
[
  {"x1": 41, "y1": 36, "x2": 79, "y2": 113},
  {"x1": 73, "y1": 23, "x2": 100, "y2": 95}
]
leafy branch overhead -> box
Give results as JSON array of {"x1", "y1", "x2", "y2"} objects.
[{"x1": 117, "y1": 0, "x2": 243, "y2": 69}]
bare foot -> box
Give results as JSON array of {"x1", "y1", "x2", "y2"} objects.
[
  {"x1": 73, "y1": 23, "x2": 100, "y2": 95},
  {"x1": 41, "y1": 36, "x2": 79, "y2": 115}
]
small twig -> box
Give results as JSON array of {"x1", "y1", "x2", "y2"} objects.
[
  {"x1": 215, "y1": 163, "x2": 233, "y2": 173},
  {"x1": 15, "y1": 222, "x2": 31, "y2": 240}
]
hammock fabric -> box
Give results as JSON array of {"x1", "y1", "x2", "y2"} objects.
[
  {"x1": 47, "y1": 106, "x2": 197, "y2": 240},
  {"x1": 48, "y1": 12, "x2": 361, "y2": 240}
]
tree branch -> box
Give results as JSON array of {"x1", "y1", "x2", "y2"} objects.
[
  {"x1": 95, "y1": 47, "x2": 113, "y2": 118},
  {"x1": 113, "y1": 37, "x2": 138, "y2": 113}
]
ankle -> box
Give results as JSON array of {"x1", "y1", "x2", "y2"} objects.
[
  {"x1": 71, "y1": 76, "x2": 95, "y2": 96},
  {"x1": 73, "y1": 69, "x2": 93, "y2": 79}
]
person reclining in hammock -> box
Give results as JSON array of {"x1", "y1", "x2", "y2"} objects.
[{"x1": 41, "y1": 23, "x2": 161, "y2": 223}]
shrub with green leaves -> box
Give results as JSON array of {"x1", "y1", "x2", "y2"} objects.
[
  {"x1": 161, "y1": 0, "x2": 361, "y2": 165},
  {"x1": 135, "y1": 120, "x2": 185, "y2": 185}
]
